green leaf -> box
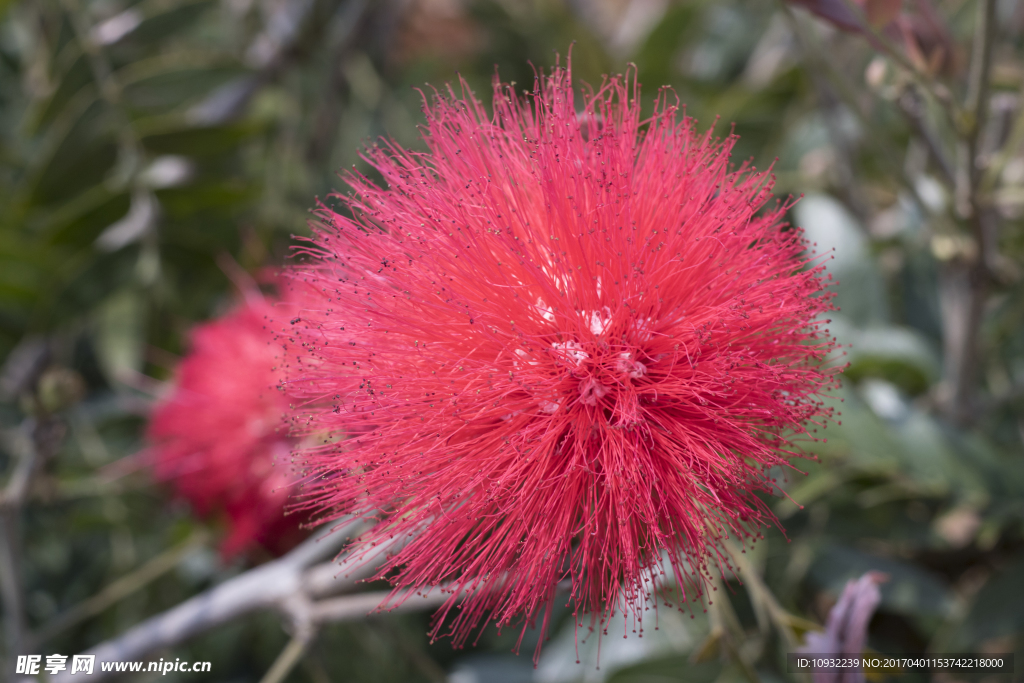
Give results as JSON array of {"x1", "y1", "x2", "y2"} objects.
[
  {"x1": 30, "y1": 52, "x2": 94, "y2": 132},
  {"x1": 835, "y1": 322, "x2": 941, "y2": 395},
  {"x1": 139, "y1": 121, "x2": 262, "y2": 157},
  {"x1": 608, "y1": 657, "x2": 722, "y2": 683},
  {"x1": 43, "y1": 187, "x2": 133, "y2": 248},
  {"x1": 795, "y1": 194, "x2": 889, "y2": 326},
  {"x1": 28, "y1": 98, "x2": 119, "y2": 206},
  {"x1": 119, "y1": 0, "x2": 216, "y2": 48},
  {"x1": 120, "y1": 60, "x2": 246, "y2": 113},
  {"x1": 93, "y1": 288, "x2": 147, "y2": 386}
]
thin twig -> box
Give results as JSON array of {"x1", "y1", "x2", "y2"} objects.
[
  {"x1": 0, "y1": 418, "x2": 52, "y2": 662},
  {"x1": 260, "y1": 584, "x2": 484, "y2": 683},
  {"x1": 942, "y1": 0, "x2": 997, "y2": 423},
  {"x1": 981, "y1": 105, "x2": 1024, "y2": 194},
  {"x1": 835, "y1": 0, "x2": 961, "y2": 124},
  {"x1": 956, "y1": 0, "x2": 997, "y2": 218},
  {"x1": 0, "y1": 421, "x2": 44, "y2": 508},
  {"x1": 725, "y1": 539, "x2": 803, "y2": 652},
  {"x1": 48, "y1": 517, "x2": 368, "y2": 683},
  {"x1": 706, "y1": 573, "x2": 763, "y2": 683},
  {"x1": 304, "y1": 579, "x2": 571, "y2": 627},
  {"x1": 898, "y1": 86, "x2": 957, "y2": 187},
  {"x1": 962, "y1": 0, "x2": 998, "y2": 256},
  {"x1": 32, "y1": 521, "x2": 567, "y2": 683},
  {"x1": 964, "y1": 0, "x2": 996, "y2": 124},
  {"x1": 308, "y1": 588, "x2": 453, "y2": 624},
  {"x1": 259, "y1": 629, "x2": 316, "y2": 683},
  {"x1": 0, "y1": 512, "x2": 25, "y2": 660},
  {"x1": 781, "y1": 3, "x2": 941, "y2": 222}
]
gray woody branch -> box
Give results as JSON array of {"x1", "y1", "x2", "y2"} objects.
[{"x1": 44, "y1": 517, "x2": 404, "y2": 683}]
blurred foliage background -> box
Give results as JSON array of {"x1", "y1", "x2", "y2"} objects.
[{"x1": 1, "y1": 0, "x2": 1023, "y2": 681}]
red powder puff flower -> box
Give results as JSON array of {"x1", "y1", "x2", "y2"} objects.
[
  {"x1": 149, "y1": 292, "x2": 303, "y2": 558},
  {"x1": 283, "y1": 63, "x2": 840, "y2": 656}
]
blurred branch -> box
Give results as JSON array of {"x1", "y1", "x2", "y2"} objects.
[
  {"x1": 956, "y1": 0, "x2": 996, "y2": 219},
  {"x1": 46, "y1": 517, "x2": 392, "y2": 683},
  {"x1": 275, "y1": 578, "x2": 571, "y2": 680},
  {"x1": 0, "y1": 338, "x2": 50, "y2": 402},
  {"x1": 963, "y1": 0, "x2": 996, "y2": 134},
  {"x1": 725, "y1": 540, "x2": 803, "y2": 653},
  {"x1": 705, "y1": 572, "x2": 763, "y2": 683},
  {"x1": 781, "y1": 3, "x2": 940, "y2": 223},
  {"x1": 792, "y1": 0, "x2": 1002, "y2": 423},
  {"x1": 0, "y1": 418, "x2": 64, "y2": 664},
  {"x1": 0, "y1": 422, "x2": 45, "y2": 507},
  {"x1": 261, "y1": 584, "x2": 474, "y2": 683},
  {"x1": 290, "y1": 587, "x2": 454, "y2": 624},
  {"x1": 0, "y1": 342, "x2": 53, "y2": 664},
  {"x1": 259, "y1": 629, "x2": 316, "y2": 683},
  {"x1": 898, "y1": 86, "x2": 957, "y2": 187},
  {"x1": 31, "y1": 530, "x2": 210, "y2": 646},
  {"x1": 836, "y1": 0, "x2": 960, "y2": 124},
  {"x1": 981, "y1": 103, "x2": 1024, "y2": 194},
  {"x1": 48, "y1": 476, "x2": 145, "y2": 501},
  {"x1": 42, "y1": 510, "x2": 570, "y2": 683},
  {"x1": 0, "y1": 421, "x2": 41, "y2": 661},
  {"x1": 942, "y1": 0, "x2": 997, "y2": 424},
  {"x1": 58, "y1": 0, "x2": 123, "y2": 107}
]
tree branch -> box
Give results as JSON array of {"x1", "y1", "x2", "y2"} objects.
[
  {"x1": 258, "y1": 577, "x2": 542, "y2": 683},
  {"x1": 0, "y1": 421, "x2": 40, "y2": 662},
  {"x1": 942, "y1": 0, "x2": 997, "y2": 424},
  {"x1": 258, "y1": 629, "x2": 316, "y2": 683},
  {"x1": 956, "y1": 0, "x2": 996, "y2": 219},
  {"x1": 835, "y1": 0, "x2": 960, "y2": 124},
  {"x1": 36, "y1": 517, "x2": 572, "y2": 683},
  {"x1": 898, "y1": 86, "x2": 957, "y2": 188},
  {"x1": 1, "y1": 417, "x2": 62, "y2": 664},
  {"x1": 46, "y1": 517, "x2": 384, "y2": 683},
  {"x1": 781, "y1": 3, "x2": 942, "y2": 222}
]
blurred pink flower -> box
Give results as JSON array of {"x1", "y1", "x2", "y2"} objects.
[
  {"x1": 148, "y1": 293, "x2": 303, "y2": 558},
  {"x1": 283, "y1": 63, "x2": 840, "y2": 656}
]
